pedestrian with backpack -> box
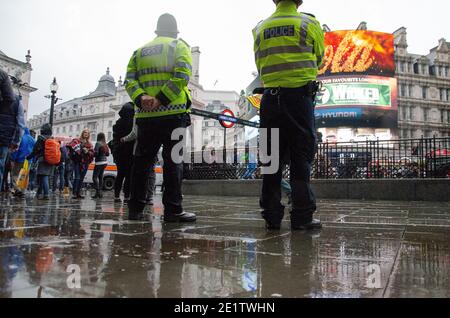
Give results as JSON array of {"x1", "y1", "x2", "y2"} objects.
[
  {"x1": 68, "y1": 129, "x2": 94, "y2": 199},
  {"x1": 92, "y1": 133, "x2": 110, "y2": 199},
  {"x1": 27, "y1": 124, "x2": 59, "y2": 200}
]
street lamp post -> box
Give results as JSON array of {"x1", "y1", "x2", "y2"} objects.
[{"x1": 49, "y1": 77, "x2": 59, "y2": 127}]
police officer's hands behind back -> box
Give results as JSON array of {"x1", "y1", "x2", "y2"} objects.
[{"x1": 141, "y1": 95, "x2": 161, "y2": 112}]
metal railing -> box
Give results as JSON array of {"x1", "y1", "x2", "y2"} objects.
[{"x1": 183, "y1": 137, "x2": 450, "y2": 180}]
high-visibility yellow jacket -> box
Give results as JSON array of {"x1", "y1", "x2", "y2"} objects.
[
  {"x1": 253, "y1": 1, "x2": 324, "y2": 88},
  {"x1": 125, "y1": 36, "x2": 192, "y2": 118}
]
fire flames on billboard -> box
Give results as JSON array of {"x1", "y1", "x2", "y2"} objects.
[{"x1": 318, "y1": 30, "x2": 395, "y2": 77}]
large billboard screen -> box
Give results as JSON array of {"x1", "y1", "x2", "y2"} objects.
[{"x1": 316, "y1": 30, "x2": 398, "y2": 130}]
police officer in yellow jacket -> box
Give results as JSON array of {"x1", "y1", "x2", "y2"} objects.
[
  {"x1": 125, "y1": 13, "x2": 196, "y2": 222},
  {"x1": 253, "y1": 0, "x2": 324, "y2": 231}
]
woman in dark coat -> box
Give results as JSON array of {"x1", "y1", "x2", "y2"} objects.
[{"x1": 111, "y1": 103, "x2": 135, "y2": 203}]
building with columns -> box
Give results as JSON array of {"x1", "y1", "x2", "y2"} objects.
[
  {"x1": 0, "y1": 49, "x2": 37, "y2": 118},
  {"x1": 394, "y1": 28, "x2": 450, "y2": 139},
  {"x1": 28, "y1": 68, "x2": 127, "y2": 142}
]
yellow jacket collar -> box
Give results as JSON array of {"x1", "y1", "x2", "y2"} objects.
[{"x1": 275, "y1": 1, "x2": 298, "y2": 14}]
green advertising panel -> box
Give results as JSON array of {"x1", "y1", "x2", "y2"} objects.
[{"x1": 317, "y1": 83, "x2": 392, "y2": 108}]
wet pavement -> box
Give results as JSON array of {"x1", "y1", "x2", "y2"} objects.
[{"x1": 0, "y1": 190, "x2": 449, "y2": 298}]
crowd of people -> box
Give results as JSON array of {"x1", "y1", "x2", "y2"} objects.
[
  {"x1": 0, "y1": 22, "x2": 158, "y2": 212},
  {"x1": 0, "y1": 68, "x2": 159, "y2": 205}
]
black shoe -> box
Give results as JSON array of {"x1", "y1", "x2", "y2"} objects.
[
  {"x1": 262, "y1": 209, "x2": 284, "y2": 231},
  {"x1": 291, "y1": 219, "x2": 323, "y2": 231},
  {"x1": 164, "y1": 212, "x2": 197, "y2": 223},
  {"x1": 265, "y1": 221, "x2": 282, "y2": 231},
  {"x1": 114, "y1": 197, "x2": 122, "y2": 203},
  {"x1": 146, "y1": 199, "x2": 154, "y2": 206}
]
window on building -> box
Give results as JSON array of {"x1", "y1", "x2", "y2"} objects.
[
  {"x1": 430, "y1": 66, "x2": 436, "y2": 76},
  {"x1": 108, "y1": 120, "x2": 113, "y2": 128},
  {"x1": 445, "y1": 67, "x2": 449, "y2": 77},
  {"x1": 400, "y1": 84, "x2": 406, "y2": 97},
  {"x1": 69, "y1": 125, "x2": 73, "y2": 132},
  {"x1": 88, "y1": 122, "x2": 96, "y2": 131},
  {"x1": 77, "y1": 124, "x2": 80, "y2": 131},
  {"x1": 402, "y1": 106, "x2": 408, "y2": 120},
  {"x1": 425, "y1": 130, "x2": 431, "y2": 138},
  {"x1": 73, "y1": 109, "x2": 77, "y2": 116},
  {"x1": 441, "y1": 110, "x2": 446, "y2": 123},
  {"x1": 422, "y1": 87, "x2": 428, "y2": 99},
  {"x1": 66, "y1": 111, "x2": 70, "y2": 117},
  {"x1": 56, "y1": 127, "x2": 60, "y2": 134},
  {"x1": 410, "y1": 107, "x2": 415, "y2": 121},
  {"x1": 63, "y1": 127, "x2": 66, "y2": 133},
  {"x1": 413, "y1": 63, "x2": 419, "y2": 74},
  {"x1": 400, "y1": 62, "x2": 405, "y2": 73},
  {"x1": 409, "y1": 85, "x2": 414, "y2": 97},
  {"x1": 402, "y1": 130, "x2": 408, "y2": 139},
  {"x1": 423, "y1": 108, "x2": 428, "y2": 122},
  {"x1": 440, "y1": 89, "x2": 447, "y2": 101}
]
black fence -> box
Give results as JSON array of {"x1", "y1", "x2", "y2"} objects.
[{"x1": 184, "y1": 137, "x2": 450, "y2": 180}]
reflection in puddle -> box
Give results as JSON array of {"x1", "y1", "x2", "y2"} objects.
[{"x1": 0, "y1": 194, "x2": 449, "y2": 297}]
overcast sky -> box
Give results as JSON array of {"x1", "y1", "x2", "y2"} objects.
[{"x1": 0, "y1": 0, "x2": 449, "y2": 117}]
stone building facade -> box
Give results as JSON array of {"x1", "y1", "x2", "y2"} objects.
[
  {"x1": 28, "y1": 68, "x2": 126, "y2": 143},
  {"x1": 394, "y1": 28, "x2": 450, "y2": 139},
  {"x1": 0, "y1": 49, "x2": 37, "y2": 118}
]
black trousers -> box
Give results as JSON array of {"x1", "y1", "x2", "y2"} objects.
[
  {"x1": 260, "y1": 87, "x2": 317, "y2": 225},
  {"x1": 93, "y1": 164, "x2": 107, "y2": 191},
  {"x1": 146, "y1": 156, "x2": 157, "y2": 201},
  {"x1": 129, "y1": 115, "x2": 188, "y2": 216},
  {"x1": 115, "y1": 159, "x2": 131, "y2": 199}
]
